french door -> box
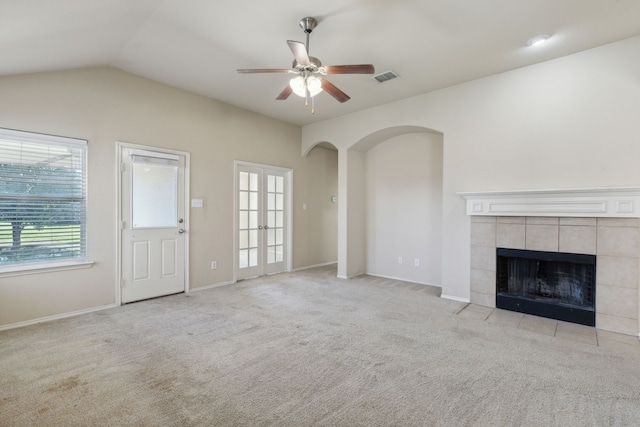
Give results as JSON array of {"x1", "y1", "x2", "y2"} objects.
[
  {"x1": 120, "y1": 146, "x2": 188, "y2": 303},
  {"x1": 236, "y1": 163, "x2": 291, "y2": 280}
]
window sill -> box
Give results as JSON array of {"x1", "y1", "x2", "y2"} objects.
[{"x1": 0, "y1": 260, "x2": 94, "y2": 278}]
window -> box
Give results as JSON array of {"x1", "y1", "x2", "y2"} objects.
[{"x1": 0, "y1": 128, "x2": 88, "y2": 269}]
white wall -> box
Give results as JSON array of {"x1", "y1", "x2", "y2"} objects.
[
  {"x1": 303, "y1": 35, "x2": 640, "y2": 301},
  {"x1": 345, "y1": 150, "x2": 367, "y2": 278},
  {"x1": 365, "y1": 133, "x2": 443, "y2": 285},
  {"x1": 0, "y1": 67, "x2": 338, "y2": 328}
]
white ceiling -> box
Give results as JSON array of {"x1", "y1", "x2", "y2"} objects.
[{"x1": 3, "y1": 0, "x2": 640, "y2": 126}]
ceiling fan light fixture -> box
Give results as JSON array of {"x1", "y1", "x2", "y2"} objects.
[
  {"x1": 289, "y1": 75, "x2": 323, "y2": 97},
  {"x1": 306, "y1": 76, "x2": 322, "y2": 96}
]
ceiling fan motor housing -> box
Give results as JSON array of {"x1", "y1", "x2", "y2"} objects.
[
  {"x1": 293, "y1": 56, "x2": 322, "y2": 72},
  {"x1": 299, "y1": 17, "x2": 317, "y2": 33}
]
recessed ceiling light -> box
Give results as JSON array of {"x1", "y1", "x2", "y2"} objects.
[{"x1": 527, "y1": 34, "x2": 551, "y2": 47}]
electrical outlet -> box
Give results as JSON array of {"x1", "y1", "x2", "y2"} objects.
[
  {"x1": 211, "y1": 261, "x2": 217, "y2": 270},
  {"x1": 414, "y1": 258, "x2": 420, "y2": 267},
  {"x1": 398, "y1": 257, "x2": 403, "y2": 264}
]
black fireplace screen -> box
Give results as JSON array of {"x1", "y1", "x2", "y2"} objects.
[{"x1": 496, "y1": 248, "x2": 596, "y2": 325}]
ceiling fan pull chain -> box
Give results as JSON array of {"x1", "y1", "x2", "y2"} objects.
[
  {"x1": 305, "y1": 75, "x2": 309, "y2": 107},
  {"x1": 311, "y1": 95, "x2": 315, "y2": 114}
]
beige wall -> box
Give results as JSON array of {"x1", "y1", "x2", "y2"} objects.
[
  {"x1": 0, "y1": 67, "x2": 337, "y2": 328},
  {"x1": 365, "y1": 133, "x2": 443, "y2": 285}
]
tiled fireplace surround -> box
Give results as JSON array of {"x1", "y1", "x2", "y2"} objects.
[{"x1": 461, "y1": 188, "x2": 640, "y2": 336}]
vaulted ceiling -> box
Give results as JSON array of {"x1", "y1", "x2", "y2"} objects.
[{"x1": 3, "y1": 0, "x2": 640, "y2": 126}]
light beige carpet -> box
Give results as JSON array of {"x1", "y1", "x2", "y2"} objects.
[{"x1": 1, "y1": 265, "x2": 640, "y2": 426}]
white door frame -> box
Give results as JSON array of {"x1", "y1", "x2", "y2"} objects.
[
  {"x1": 233, "y1": 160, "x2": 293, "y2": 282},
  {"x1": 116, "y1": 141, "x2": 191, "y2": 304}
]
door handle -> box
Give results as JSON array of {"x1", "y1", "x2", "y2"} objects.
[
  {"x1": 264, "y1": 225, "x2": 270, "y2": 230},
  {"x1": 178, "y1": 229, "x2": 185, "y2": 234},
  {"x1": 258, "y1": 225, "x2": 263, "y2": 230}
]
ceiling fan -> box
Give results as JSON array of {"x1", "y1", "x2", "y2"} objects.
[{"x1": 237, "y1": 17, "x2": 375, "y2": 112}]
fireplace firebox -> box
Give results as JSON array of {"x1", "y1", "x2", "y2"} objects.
[{"x1": 496, "y1": 248, "x2": 596, "y2": 326}]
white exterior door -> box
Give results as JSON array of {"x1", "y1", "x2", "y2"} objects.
[
  {"x1": 120, "y1": 147, "x2": 187, "y2": 303},
  {"x1": 236, "y1": 163, "x2": 290, "y2": 280}
]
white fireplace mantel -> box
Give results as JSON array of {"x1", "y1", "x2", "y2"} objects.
[{"x1": 458, "y1": 187, "x2": 640, "y2": 217}]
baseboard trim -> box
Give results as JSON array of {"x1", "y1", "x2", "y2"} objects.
[
  {"x1": 0, "y1": 303, "x2": 118, "y2": 332},
  {"x1": 189, "y1": 280, "x2": 236, "y2": 292},
  {"x1": 292, "y1": 261, "x2": 337, "y2": 272},
  {"x1": 337, "y1": 273, "x2": 365, "y2": 279},
  {"x1": 441, "y1": 294, "x2": 471, "y2": 303},
  {"x1": 366, "y1": 273, "x2": 441, "y2": 287}
]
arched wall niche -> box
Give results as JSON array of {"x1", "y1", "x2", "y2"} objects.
[
  {"x1": 330, "y1": 124, "x2": 445, "y2": 282},
  {"x1": 299, "y1": 140, "x2": 339, "y2": 267}
]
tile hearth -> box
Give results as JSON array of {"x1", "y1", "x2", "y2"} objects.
[{"x1": 457, "y1": 304, "x2": 640, "y2": 354}]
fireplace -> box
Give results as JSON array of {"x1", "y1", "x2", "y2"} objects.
[
  {"x1": 496, "y1": 248, "x2": 596, "y2": 326},
  {"x1": 460, "y1": 187, "x2": 640, "y2": 336}
]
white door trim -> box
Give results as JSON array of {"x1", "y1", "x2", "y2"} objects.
[
  {"x1": 233, "y1": 160, "x2": 293, "y2": 282},
  {"x1": 116, "y1": 141, "x2": 191, "y2": 304}
]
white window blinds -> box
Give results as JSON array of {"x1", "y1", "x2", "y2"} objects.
[{"x1": 0, "y1": 128, "x2": 87, "y2": 267}]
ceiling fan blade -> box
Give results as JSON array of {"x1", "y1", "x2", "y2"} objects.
[
  {"x1": 237, "y1": 68, "x2": 291, "y2": 74},
  {"x1": 276, "y1": 85, "x2": 293, "y2": 100},
  {"x1": 321, "y1": 79, "x2": 350, "y2": 103},
  {"x1": 324, "y1": 64, "x2": 375, "y2": 74},
  {"x1": 287, "y1": 40, "x2": 310, "y2": 66}
]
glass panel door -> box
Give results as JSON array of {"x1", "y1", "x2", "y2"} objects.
[
  {"x1": 238, "y1": 169, "x2": 260, "y2": 272},
  {"x1": 264, "y1": 171, "x2": 287, "y2": 275},
  {"x1": 236, "y1": 164, "x2": 289, "y2": 280}
]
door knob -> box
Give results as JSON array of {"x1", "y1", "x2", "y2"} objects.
[
  {"x1": 258, "y1": 225, "x2": 263, "y2": 230},
  {"x1": 178, "y1": 229, "x2": 185, "y2": 234},
  {"x1": 264, "y1": 225, "x2": 270, "y2": 230}
]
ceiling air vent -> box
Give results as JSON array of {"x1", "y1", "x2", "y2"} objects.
[{"x1": 372, "y1": 70, "x2": 399, "y2": 83}]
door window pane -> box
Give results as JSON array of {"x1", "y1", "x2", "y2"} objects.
[
  {"x1": 239, "y1": 250, "x2": 248, "y2": 268},
  {"x1": 239, "y1": 172, "x2": 249, "y2": 191},
  {"x1": 239, "y1": 230, "x2": 249, "y2": 249},
  {"x1": 132, "y1": 156, "x2": 178, "y2": 228},
  {"x1": 239, "y1": 191, "x2": 249, "y2": 210},
  {"x1": 239, "y1": 211, "x2": 248, "y2": 230},
  {"x1": 249, "y1": 211, "x2": 258, "y2": 229}
]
